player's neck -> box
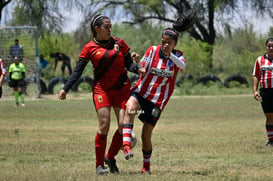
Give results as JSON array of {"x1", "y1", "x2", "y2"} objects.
[
  {"x1": 94, "y1": 38, "x2": 111, "y2": 47},
  {"x1": 268, "y1": 53, "x2": 273, "y2": 59}
]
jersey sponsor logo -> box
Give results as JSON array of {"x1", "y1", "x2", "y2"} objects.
[
  {"x1": 261, "y1": 65, "x2": 273, "y2": 71},
  {"x1": 150, "y1": 67, "x2": 173, "y2": 78},
  {"x1": 98, "y1": 95, "x2": 103, "y2": 103},
  {"x1": 96, "y1": 51, "x2": 101, "y2": 55},
  {"x1": 114, "y1": 44, "x2": 120, "y2": 52},
  {"x1": 151, "y1": 107, "x2": 160, "y2": 118}
]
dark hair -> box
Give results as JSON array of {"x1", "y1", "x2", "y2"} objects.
[
  {"x1": 90, "y1": 14, "x2": 110, "y2": 38},
  {"x1": 162, "y1": 9, "x2": 197, "y2": 42},
  {"x1": 162, "y1": 28, "x2": 179, "y2": 42},
  {"x1": 266, "y1": 37, "x2": 273, "y2": 46}
]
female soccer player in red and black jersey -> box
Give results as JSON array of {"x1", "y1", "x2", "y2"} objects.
[
  {"x1": 122, "y1": 10, "x2": 196, "y2": 174},
  {"x1": 58, "y1": 14, "x2": 145, "y2": 175},
  {"x1": 253, "y1": 37, "x2": 273, "y2": 146},
  {"x1": 0, "y1": 58, "x2": 6, "y2": 98}
]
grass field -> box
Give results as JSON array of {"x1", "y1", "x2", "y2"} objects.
[{"x1": 0, "y1": 94, "x2": 273, "y2": 181}]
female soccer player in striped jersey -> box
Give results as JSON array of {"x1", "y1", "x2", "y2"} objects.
[
  {"x1": 58, "y1": 14, "x2": 145, "y2": 175},
  {"x1": 253, "y1": 37, "x2": 273, "y2": 146},
  {"x1": 122, "y1": 10, "x2": 197, "y2": 174},
  {"x1": 0, "y1": 58, "x2": 6, "y2": 98}
]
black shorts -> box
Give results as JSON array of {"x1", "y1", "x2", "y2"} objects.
[
  {"x1": 131, "y1": 92, "x2": 161, "y2": 127},
  {"x1": 260, "y1": 88, "x2": 273, "y2": 113},
  {"x1": 8, "y1": 79, "x2": 26, "y2": 88}
]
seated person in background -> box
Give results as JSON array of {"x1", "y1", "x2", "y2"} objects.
[
  {"x1": 37, "y1": 54, "x2": 49, "y2": 77},
  {"x1": 37, "y1": 54, "x2": 49, "y2": 69},
  {"x1": 50, "y1": 52, "x2": 72, "y2": 76}
]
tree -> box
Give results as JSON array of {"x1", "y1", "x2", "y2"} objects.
[
  {"x1": 83, "y1": 0, "x2": 273, "y2": 71},
  {"x1": 0, "y1": 0, "x2": 12, "y2": 21},
  {"x1": 8, "y1": 0, "x2": 84, "y2": 34}
]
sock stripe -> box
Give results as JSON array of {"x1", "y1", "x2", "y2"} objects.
[
  {"x1": 143, "y1": 157, "x2": 151, "y2": 162},
  {"x1": 123, "y1": 128, "x2": 132, "y2": 134},
  {"x1": 123, "y1": 137, "x2": 131, "y2": 142}
]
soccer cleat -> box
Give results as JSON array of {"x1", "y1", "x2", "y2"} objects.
[
  {"x1": 104, "y1": 156, "x2": 119, "y2": 174},
  {"x1": 141, "y1": 168, "x2": 151, "y2": 175},
  {"x1": 21, "y1": 103, "x2": 25, "y2": 107},
  {"x1": 123, "y1": 146, "x2": 133, "y2": 160},
  {"x1": 14, "y1": 102, "x2": 19, "y2": 107},
  {"x1": 265, "y1": 141, "x2": 273, "y2": 147},
  {"x1": 96, "y1": 165, "x2": 108, "y2": 175}
]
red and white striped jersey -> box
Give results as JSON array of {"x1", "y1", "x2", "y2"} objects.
[
  {"x1": 131, "y1": 45, "x2": 185, "y2": 110},
  {"x1": 0, "y1": 59, "x2": 6, "y2": 76},
  {"x1": 253, "y1": 54, "x2": 273, "y2": 88}
]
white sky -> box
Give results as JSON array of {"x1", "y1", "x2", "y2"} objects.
[{"x1": 61, "y1": 8, "x2": 83, "y2": 33}]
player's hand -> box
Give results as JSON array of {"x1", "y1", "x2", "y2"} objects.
[
  {"x1": 58, "y1": 89, "x2": 67, "y2": 100},
  {"x1": 253, "y1": 91, "x2": 260, "y2": 101},
  {"x1": 137, "y1": 67, "x2": 146, "y2": 77},
  {"x1": 131, "y1": 52, "x2": 140, "y2": 63},
  {"x1": 162, "y1": 45, "x2": 171, "y2": 56}
]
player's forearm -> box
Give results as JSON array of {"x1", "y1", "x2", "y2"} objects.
[
  {"x1": 63, "y1": 58, "x2": 88, "y2": 92},
  {"x1": 0, "y1": 75, "x2": 4, "y2": 86},
  {"x1": 124, "y1": 53, "x2": 139, "y2": 74},
  {"x1": 253, "y1": 76, "x2": 259, "y2": 93}
]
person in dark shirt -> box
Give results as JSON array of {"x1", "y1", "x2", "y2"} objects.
[{"x1": 50, "y1": 52, "x2": 72, "y2": 76}]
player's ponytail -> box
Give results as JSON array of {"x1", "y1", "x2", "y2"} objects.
[
  {"x1": 162, "y1": 9, "x2": 197, "y2": 42},
  {"x1": 172, "y1": 9, "x2": 197, "y2": 32}
]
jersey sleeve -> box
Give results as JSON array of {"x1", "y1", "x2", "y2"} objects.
[
  {"x1": 79, "y1": 44, "x2": 93, "y2": 60},
  {"x1": 140, "y1": 46, "x2": 155, "y2": 67},
  {"x1": 253, "y1": 57, "x2": 260, "y2": 77},
  {"x1": 0, "y1": 60, "x2": 6, "y2": 75},
  {"x1": 119, "y1": 38, "x2": 130, "y2": 55},
  {"x1": 170, "y1": 49, "x2": 185, "y2": 70},
  {"x1": 21, "y1": 63, "x2": 26, "y2": 73}
]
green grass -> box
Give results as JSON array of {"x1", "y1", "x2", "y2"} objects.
[{"x1": 0, "y1": 94, "x2": 272, "y2": 180}]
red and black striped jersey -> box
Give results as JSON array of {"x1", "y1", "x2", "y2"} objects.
[
  {"x1": 79, "y1": 37, "x2": 130, "y2": 91},
  {"x1": 131, "y1": 45, "x2": 185, "y2": 110},
  {"x1": 253, "y1": 54, "x2": 273, "y2": 88}
]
